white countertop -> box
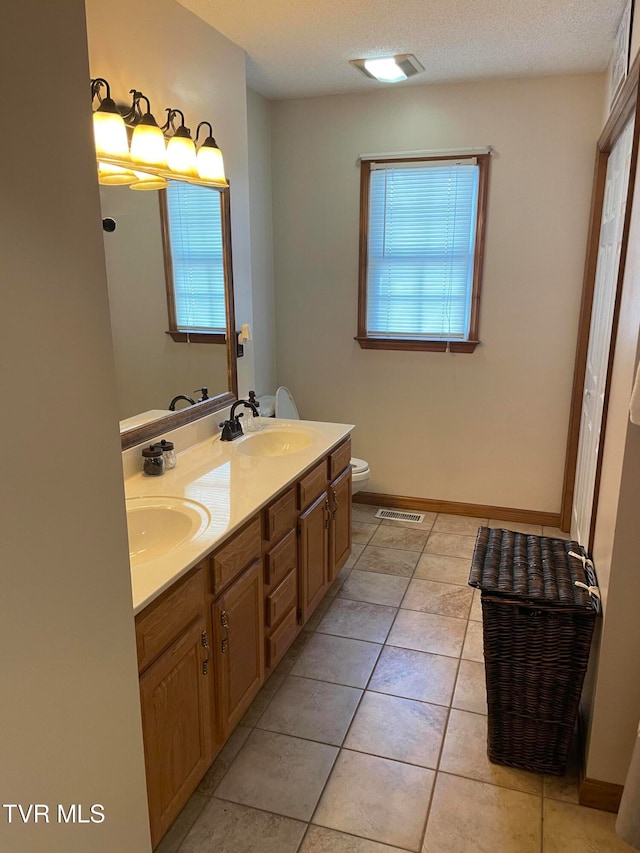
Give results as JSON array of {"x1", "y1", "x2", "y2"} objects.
[{"x1": 125, "y1": 418, "x2": 354, "y2": 614}]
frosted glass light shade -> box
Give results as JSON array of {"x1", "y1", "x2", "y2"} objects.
[
  {"x1": 130, "y1": 171, "x2": 168, "y2": 191},
  {"x1": 130, "y1": 116, "x2": 167, "y2": 168},
  {"x1": 363, "y1": 58, "x2": 407, "y2": 82},
  {"x1": 167, "y1": 131, "x2": 197, "y2": 176},
  {"x1": 197, "y1": 143, "x2": 226, "y2": 183},
  {"x1": 93, "y1": 107, "x2": 129, "y2": 158},
  {"x1": 98, "y1": 162, "x2": 136, "y2": 186}
]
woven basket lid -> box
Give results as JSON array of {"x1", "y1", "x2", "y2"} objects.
[{"x1": 468, "y1": 527, "x2": 599, "y2": 612}]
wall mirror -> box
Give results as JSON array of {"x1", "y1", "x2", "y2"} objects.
[{"x1": 100, "y1": 181, "x2": 237, "y2": 450}]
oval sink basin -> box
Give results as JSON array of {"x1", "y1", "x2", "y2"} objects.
[
  {"x1": 126, "y1": 496, "x2": 210, "y2": 566},
  {"x1": 236, "y1": 428, "x2": 316, "y2": 457}
]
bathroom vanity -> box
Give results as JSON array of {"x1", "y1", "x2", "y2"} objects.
[{"x1": 127, "y1": 420, "x2": 353, "y2": 846}]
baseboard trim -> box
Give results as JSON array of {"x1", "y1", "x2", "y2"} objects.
[
  {"x1": 353, "y1": 492, "x2": 562, "y2": 529},
  {"x1": 579, "y1": 777, "x2": 624, "y2": 813}
]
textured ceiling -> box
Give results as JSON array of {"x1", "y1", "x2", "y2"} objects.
[{"x1": 177, "y1": 0, "x2": 625, "y2": 99}]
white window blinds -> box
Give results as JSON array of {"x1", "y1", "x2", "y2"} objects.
[
  {"x1": 366, "y1": 158, "x2": 480, "y2": 340},
  {"x1": 166, "y1": 181, "x2": 226, "y2": 332}
]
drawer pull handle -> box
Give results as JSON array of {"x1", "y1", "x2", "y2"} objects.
[
  {"x1": 324, "y1": 499, "x2": 330, "y2": 529},
  {"x1": 221, "y1": 638, "x2": 229, "y2": 653},
  {"x1": 201, "y1": 630, "x2": 209, "y2": 649},
  {"x1": 332, "y1": 491, "x2": 338, "y2": 519},
  {"x1": 221, "y1": 610, "x2": 229, "y2": 630}
]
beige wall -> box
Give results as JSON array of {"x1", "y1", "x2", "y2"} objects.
[
  {"x1": 86, "y1": 0, "x2": 258, "y2": 397},
  {"x1": 247, "y1": 88, "x2": 277, "y2": 397},
  {"x1": 584, "y1": 122, "x2": 640, "y2": 785},
  {"x1": 271, "y1": 74, "x2": 604, "y2": 512},
  {"x1": 100, "y1": 186, "x2": 228, "y2": 420},
  {"x1": 0, "y1": 1, "x2": 151, "y2": 850}
]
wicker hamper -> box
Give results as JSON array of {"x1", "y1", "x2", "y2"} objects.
[{"x1": 468, "y1": 526, "x2": 599, "y2": 775}]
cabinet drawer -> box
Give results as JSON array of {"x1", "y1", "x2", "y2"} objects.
[
  {"x1": 136, "y1": 567, "x2": 205, "y2": 673},
  {"x1": 266, "y1": 607, "x2": 299, "y2": 669},
  {"x1": 212, "y1": 516, "x2": 261, "y2": 595},
  {"x1": 264, "y1": 487, "x2": 296, "y2": 544},
  {"x1": 297, "y1": 460, "x2": 327, "y2": 510},
  {"x1": 329, "y1": 438, "x2": 351, "y2": 481},
  {"x1": 265, "y1": 569, "x2": 297, "y2": 629},
  {"x1": 264, "y1": 528, "x2": 297, "y2": 588}
]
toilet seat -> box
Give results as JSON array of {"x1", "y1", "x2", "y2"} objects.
[
  {"x1": 274, "y1": 386, "x2": 299, "y2": 420},
  {"x1": 350, "y1": 457, "x2": 369, "y2": 477}
]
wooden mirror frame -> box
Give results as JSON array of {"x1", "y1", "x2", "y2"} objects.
[{"x1": 119, "y1": 185, "x2": 238, "y2": 450}]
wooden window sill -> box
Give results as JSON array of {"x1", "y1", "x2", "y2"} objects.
[
  {"x1": 166, "y1": 331, "x2": 226, "y2": 344},
  {"x1": 354, "y1": 337, "x2": 480, "y2": 353}
]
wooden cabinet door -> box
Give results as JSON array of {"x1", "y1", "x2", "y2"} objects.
[
  {"x1": 329, "y1": 467, "x2": 352, "y2": 582},
  {"x1": 298, "y1": 491, "x2": 329, "y2": 623},
  {"x1": 213, "y1": 559, "x2": 264, "y2": 738},
  {"x1": 139, "y1": 617, "x2": 212, "y2": 847}
]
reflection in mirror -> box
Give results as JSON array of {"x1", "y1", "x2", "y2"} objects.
[{"x1": 99, "y1": 181, "x2": 236, "y2": 437}]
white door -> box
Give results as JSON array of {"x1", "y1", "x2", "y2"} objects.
[{"x1": 572, "y1": 119, "x2": 635, "y2": 546}]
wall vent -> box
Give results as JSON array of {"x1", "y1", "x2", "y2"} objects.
[{"x1": 374, "y1": 509, "x2": 425, "y2": 523}]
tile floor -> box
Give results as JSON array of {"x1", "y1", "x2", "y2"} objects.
[{"x1": 158, "y1": 506, "x2": 633, "y2": 853}]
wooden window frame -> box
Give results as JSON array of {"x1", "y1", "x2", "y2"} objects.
[
  {"x1": 355, "y1": 153, "x2": 490, "y2": 353},
  {"x1": 159, "y1": 185, "x2": 233, "y2": 344}
]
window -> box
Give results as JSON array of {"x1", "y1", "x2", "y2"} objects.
[
  {"x1": 161, "y1": 180, "x2": 232, "y2": 344},
  {"x1": 356, "y1": 153, "x2": 489, "y2": 353}
]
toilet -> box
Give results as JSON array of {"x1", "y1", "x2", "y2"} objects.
[{"x1": 259, "y1": 387, "x2": 371, "y2": 494}]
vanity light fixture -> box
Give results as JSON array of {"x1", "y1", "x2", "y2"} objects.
[
  {"x1": 350, "y1": 54, "x2": 424, "y2": 83},
  {"x1": 89, "y1": 77, "x2": 228, "y2": 189},
  {"x1": 195, "y1": 122, "x2": 226, "y2": 184},
  {"x1": 126, "y1": 91, "x2": 167, "y2": 169},
  {"x1": 163, "y1": 109, "x2": 198, "y2": 177},
  {"x1": 91, "y1": 78, "x2": 136, "y2": 185}
]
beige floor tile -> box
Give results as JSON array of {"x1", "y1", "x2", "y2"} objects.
[
  {"x1": 433, "y1": 514, "x2": 487, "y2": 535},
  {"x1": 275, "y1": 631, "x2": 312, "y2": 675},
  {"x1": 356, "y1": 545, "x2": 419, "y2": 577},
  {"x1": 440, "y1": 709, "x2": 542, "y2": 794},
  {"x1": 256, "y1": 675, "x2": 361, "y2": 745},
  {"x1": 488, "y1": 520, "x2": 543, "y2": 535},
  {"x1": 543, "y1": 526, "x2": 572, "y2": 540},
  {"x1": 401, "y1": 578, "x2": 473, "y2": 618},
  {"x1": 197, "y1": 725, "x2": 252, "y2": 795},
  {"x1": 155, "y1": 792, "x2": 208, "y2": 853},
  {"x1": 369, "y1": 524, "x2": 430, "y2": 552},
  {"x1": 461, "y1": 619, "x2": 484, "y2": 662},
  {"x1": 325, "y1": 565, "x2": 351, "y2": 599},
  {"x1": 180, "y1": 798, "x2": 306, "y2": 852},
  {"x1": 314, "y1": 750, "x2": 434, "y2": 851},
  {"x1": 469, "y1": 588, "x2": 483, "y2": 621},
  {"x1": 423, "y1": 773, "x2": 541, "y2": 852},
  {"x1": 414, "y1": 553, "x2": 472, "y2": 586},
  {"x1": 344, "y1": 542, "x2": 365, "y2": 569},
  {"x1": 300, "y1": 825, "x2": 403, "y2": 853},
  {"x1": 345, "y1": 691, "x2": 447, "y2": 769},
  {"x1": 543, "y1": 798, "x2": 635, "y2": 852},
  {"x1": 317, "y1": 598, "x2": 397, "y2": 643},
  {"x1": 369, "y1": 646, "x2": 457, "y2": 706},
  {"x1": 339, "y1": 570, "x2": 409, "y2": 607},
  {"x1": 452, "y1": 659, "x2": 487, "y2": 715},
  {"x1": 352, "y1": 521, "x2": 379, "y2": 545},
  {"x1": 387, "y1": 609, "x2": 466, "y2": 658},
  {"x1": 351, "y1": 503, "x2": 382, "y2": 523},
  {"x1": 241, "y1": 671, "x2": 286, "y2": 726},
  {"x1": 304, "y1": 596, "x2": 333, "y2": 631},
  {"x1": 291, "y1": 633, "x2": 382, "y2": 688},
  {"x1": 424, "y1": 531, "x2": 476, "y2": 560},
  {"x1": 215, "y1": 729, "x2": 338, "y2": 821}
]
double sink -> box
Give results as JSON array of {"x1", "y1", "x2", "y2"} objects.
[{"x1": 126, "y1": 424, "x2": 318, "y2": 567}]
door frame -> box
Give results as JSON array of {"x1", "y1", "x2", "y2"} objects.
[{"x1": 560, "y1": 52, "x2": 640, "y2": 543}]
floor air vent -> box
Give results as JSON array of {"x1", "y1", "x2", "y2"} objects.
[{"x1": 374, "y1": 509, "x2": 425, "y2": 523}]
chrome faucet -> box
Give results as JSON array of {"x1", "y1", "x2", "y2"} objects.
[
  {"x1": 219, "y1": 399, "x2": 260, "y2": 441},
  {"x1": 168, "y1": 394, "x2": 196, "y2": 411}
]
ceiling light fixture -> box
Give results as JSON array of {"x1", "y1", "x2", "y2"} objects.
[{"x1": 350, "y1": 54, "x2": 424, "y2": 83}]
